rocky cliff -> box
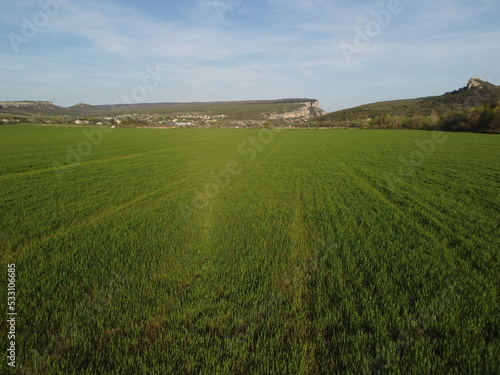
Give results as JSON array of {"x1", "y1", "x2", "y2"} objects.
[
  {"x1": 266, "y1": 100, "x2": 326, "y2": 120},
  {"x1": 0, "y1": 101, "x2": 55, "y2": 108},
  {"x1": 467, "y1": 78, "x2": 486, "y2": 90}
]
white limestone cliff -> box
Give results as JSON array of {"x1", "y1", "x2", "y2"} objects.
[{"x1": 266, "y1": 100, "x2": 325, "y2": 120}]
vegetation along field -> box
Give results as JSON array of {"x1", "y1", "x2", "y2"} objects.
[{"x1": 1, "y1": 125, "x2": 499, "y2": 374}]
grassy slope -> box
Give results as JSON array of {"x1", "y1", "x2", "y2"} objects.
[
  {"x1": 0, "y1": 126, "x2": 499, "y2": 374},
  {"x1": 313, "y1": 81, "x2": 500, "y2": 125}
]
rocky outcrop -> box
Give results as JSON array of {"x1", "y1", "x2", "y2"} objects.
[
  {"x1": 266, "y1": 100, "x2": 325, "y2": 120},
  {"x1": 467, "y1": 78, "x2": 485, "y2": 90},
  {"x1": 0, "y1": 101, "x2": 54, "y2": 108}
]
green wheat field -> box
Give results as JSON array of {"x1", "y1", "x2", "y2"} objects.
[{"x1": 1, "y1": 125, "x2": 499, "y2": 374}]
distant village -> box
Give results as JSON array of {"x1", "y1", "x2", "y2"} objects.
[
  {"x1": 1, "y1": 113, "x2": 256, "y2": 128},
  {"x1": 73, "y1": 113, "x2": 230, "y2": 128},
  {"x1": 0, "y1": 112, "x2": 303, "y2": 128}
]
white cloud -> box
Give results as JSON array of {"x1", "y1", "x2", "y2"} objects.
[
  {"x1": 1, "y1": 0, "x2": 499, "y2": 110},
  {"x1": 45, "y1": 1, "x2": 293, "y2": 63}
]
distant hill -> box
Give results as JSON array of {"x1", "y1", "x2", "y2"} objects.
[
  {"x1": 0, "y1": 98, "x2": 325, "y2": 125},
  {"x1": 2, "y1": 79, "x2": 498, "y2": 132},
  {"x1": 0, "y1": 101, "x2": 62, "y2": 115},
  {"x1": 311, "y1": 78, "x2": 500, "y2": 127}
]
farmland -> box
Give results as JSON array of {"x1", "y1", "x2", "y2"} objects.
[{"x1": 1, "y1": 125, "x2": 499, "y2": 374}]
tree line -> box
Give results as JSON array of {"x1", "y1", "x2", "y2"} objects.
[{"x1": 309, "y1": 101, "x2": 500, "y2": 133}]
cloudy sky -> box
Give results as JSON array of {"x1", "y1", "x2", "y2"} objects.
[{"x1": 1, "y1": 0, "x2": 499, "y2": 111}]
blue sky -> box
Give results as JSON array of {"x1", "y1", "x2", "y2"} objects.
[{"x1": 1, "y1": 0, "x2": 499, "y2": 111}]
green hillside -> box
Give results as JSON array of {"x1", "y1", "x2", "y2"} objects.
[{"x1": 310, "y1": 78, "x2": 500, "y2": 131}]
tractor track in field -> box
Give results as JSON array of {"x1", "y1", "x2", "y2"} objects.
[
  {"x1": 0, "y1": 145, "x2": 190, "y2": 180},
  {"x1": 7, "y1": 132, "x2": 272, "y2": 257},
  {"x1": 316, "y1": 142, "x2": 458, "y2": 254},
  {"x1": 270, "y1": 143, "x2": 323, "y2": 373},
  {"x1": 316, "y1": 141, "x2": 481, "y2": 273},
  {"x1": 11, "y1": 158, "x2": 233, "y2": 256},
  {"x1": 330, "y1": 148, "x2": 490, "y2": 253}
]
